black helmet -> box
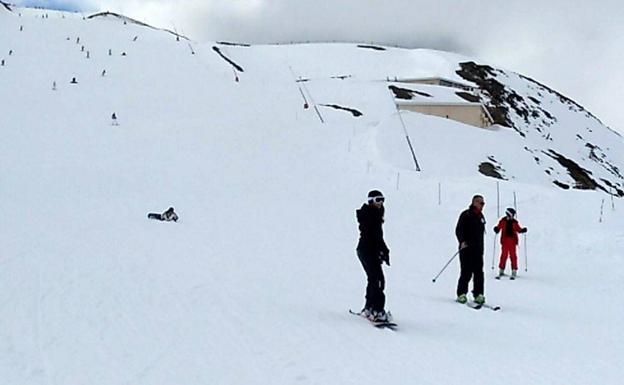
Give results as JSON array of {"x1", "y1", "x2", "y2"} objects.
[{"x1": 505, "y1": 207, "x2": 516, "y2": 217}]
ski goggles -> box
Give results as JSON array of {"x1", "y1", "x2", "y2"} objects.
[{"x1": 369, "y1": 196, "x2": 385, "y2": 203}]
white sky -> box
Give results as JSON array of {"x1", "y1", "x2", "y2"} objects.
[{"x1": 14, "y1": 0, "x2": 624, "y2": 133}]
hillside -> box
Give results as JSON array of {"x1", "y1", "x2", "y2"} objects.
[{"x1": 1, "y1": 7, "x2": 623, "y2": 385}]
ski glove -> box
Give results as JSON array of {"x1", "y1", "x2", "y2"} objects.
[
  {"x1": 520, "y1": 227, "x2": 528, "y2": 233},
  {"x1": 493, "y1": 226, "x2": 500, "y2": 234}
]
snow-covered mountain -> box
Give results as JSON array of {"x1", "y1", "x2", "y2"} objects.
[
  {"x1": 1, "y1": 6, "x2": 622, "y2": 385},
  {"x1": 2, "y1": 5, "x2": 622, "y2": 195}
]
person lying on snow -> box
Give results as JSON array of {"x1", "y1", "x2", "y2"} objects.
[{"x1": 148, "y1": 207, "x2": 179, "y2": 222}]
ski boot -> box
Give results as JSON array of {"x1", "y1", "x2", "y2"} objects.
[
  {"x1": 510, "y1": 270, "x2": 517, "y2": 280},
  {"x1": 457, "y1": 294, "x2": 468, "y2": 304},
  {"x1": 495, "y1": 268, "x2": 505, "y2": 280},
  {"x1": 372, "y1": 310, "x2": 392, "y2": 322},
  {"x1": 359, "y1": 307, "x2": 373, "y2": 319},
  {"x1": 474, "y1": 294, "x2": 485, "y2": 305}
]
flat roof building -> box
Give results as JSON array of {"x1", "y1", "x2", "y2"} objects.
[{"x1": 390, "y1": 83, "x2": 493, "y2": 129}]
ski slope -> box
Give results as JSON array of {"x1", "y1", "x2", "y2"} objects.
[{"x1": 1, "y1": 7, "x2": 623, "y2": 385}]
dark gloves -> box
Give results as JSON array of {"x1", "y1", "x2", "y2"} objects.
[
  {"x1": 520, "y1": 227, "x2": 528, "y2": 233},
  {"x1": 380, "y1": 251, "x2": 390, "y2": 266},
  {"x1": 493, "y1": 226, "x2": 500, "y2": 234}
]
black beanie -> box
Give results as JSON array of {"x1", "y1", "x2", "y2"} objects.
[{"x1": 367, "y1": 190, "x2": 384, "y2": 199}]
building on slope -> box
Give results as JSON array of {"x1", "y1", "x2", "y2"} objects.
[
  {"x1": 389, "y1": 83, "x2": 494, "y2": 128},
  {"x1": 396, "y1": 76, "x2": 475, "y2": 92}
]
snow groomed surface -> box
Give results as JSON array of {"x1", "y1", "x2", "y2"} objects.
[{"x1": 1, "y1": 7, "x2": 622, "y2": 385}]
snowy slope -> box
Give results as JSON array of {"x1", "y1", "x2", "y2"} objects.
[{"x1": 1, "y1": 7, "x2": 623, "y2": 385}]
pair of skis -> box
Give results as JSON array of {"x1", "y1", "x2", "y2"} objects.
[
  {"x1": 348, "y1": 310, "x2": 398, "y2": 330},
  {"x1": 463, "y1": 301, "x2": 501, "y2": 311},
  {"x1": 495, "y1": 275, "x2": 515, "y2": 280}
]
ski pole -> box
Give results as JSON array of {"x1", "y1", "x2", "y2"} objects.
[
  {"x1": 523, "y1": 233, "x2": 528, "y2": 272},
  {"x1": 432, "y1": 249, "x2": 461, "y2": 283},
  {"x1": 491, "y1": 233, "x2": 498, "y2": 270}
]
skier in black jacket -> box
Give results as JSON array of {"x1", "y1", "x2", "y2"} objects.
[
  {"x1": 356, "y1": 190, "x2": 391, "y2": 322},
  {"x1": 455, "y1": 195, "x2": 487, "y2": 305}
]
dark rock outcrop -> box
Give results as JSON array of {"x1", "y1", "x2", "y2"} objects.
[
  {"x1": 457, "y1": 61, "x2": 623, "y2": 196},
  {"x1": 388, "y1": 85, "x2": 431, "y2": 100},
  {"x1": 320, "y1": 104, "x2": 363, "y2": 117},
  {"x1": 357, "y1": 44, "x2": 386, "y2": 51},
  {"x1": 479, "y1": 156, "x2": 507, "y2": 180}
]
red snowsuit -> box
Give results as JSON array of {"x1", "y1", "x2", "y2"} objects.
[{"x1": 495, "y1": 217, "x2": 524, "y2": 270}]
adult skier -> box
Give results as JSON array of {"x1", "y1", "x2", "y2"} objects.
[
  {"x1": 356, "y1": 190, "x2": 391, "y2": 322},
  {"x1": 455, "y1": 195, "x2": 486, "y2": 305},
  {"x1": 493, "y1": 208, "x2": 527, "y2": 279}
]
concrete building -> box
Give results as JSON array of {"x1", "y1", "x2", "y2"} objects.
[
  {"x1": 390, "y1": 83, "x2": 493, "y2": 129},
  {"x1": 397, "y1": 101, "x2": 493, "y2": 128}
]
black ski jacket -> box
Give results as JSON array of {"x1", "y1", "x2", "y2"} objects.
[
  {"x1": 356, "y1": 203, "x2": 389, "y2": 256},
  {"x1": 455, "y1": 205, "x2": 486, "y2": 254}
]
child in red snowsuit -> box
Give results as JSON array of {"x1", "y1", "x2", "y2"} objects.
[{"x1": 493, "y1": 208, "x2": 527, "y2": 279}]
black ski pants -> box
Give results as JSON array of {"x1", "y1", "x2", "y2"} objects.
[
  {"x1": 357, "y1": 249, "x2": 385, "y2": 312},
  {"x1": 456, "y1": 248, "x2": 484, "y2": 297}
]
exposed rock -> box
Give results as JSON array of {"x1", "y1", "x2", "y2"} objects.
[
  {"x1": 544, "y1": 149, "x2": 600, "y2": 191},
  {"x1": 388, "y1": 85, "x2": 431, "y2": 100},
  {"x1": 456, "y1": 61, "x2": 561, "y2": 136},
  {"x1": 479, "y1": 157, "x2": 507, "y2": 180},
  {"x1": 357, "y1": 44, "x2": 386, "y2": 51},
  {"x1": 455, "y1": 92, "x2": 480, "y2": 103},
  {"x1": 457, "y1": 61, "x2": 623, "y2": 197},
  {"x1": 553, "y1": 180, "x2": 570, "y2": 190},
  {"x1": 320, "y1": 104, "x2": 363, "y2": 117},
  {"x1": 585, "y1": 142, "x2": 623, "y2": 180}
]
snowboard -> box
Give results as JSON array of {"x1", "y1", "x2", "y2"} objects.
[{"x1": 349, "y1": 310, "x2": 397, "y2": 330}]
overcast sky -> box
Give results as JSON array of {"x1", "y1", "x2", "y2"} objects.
[{"x1": 14, "y1": 0, "x2": 624, "y2": 132}]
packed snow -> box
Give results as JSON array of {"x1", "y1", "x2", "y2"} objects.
[{"x1": 1, "y1": 7, "x2": 622, "y2": 385}]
